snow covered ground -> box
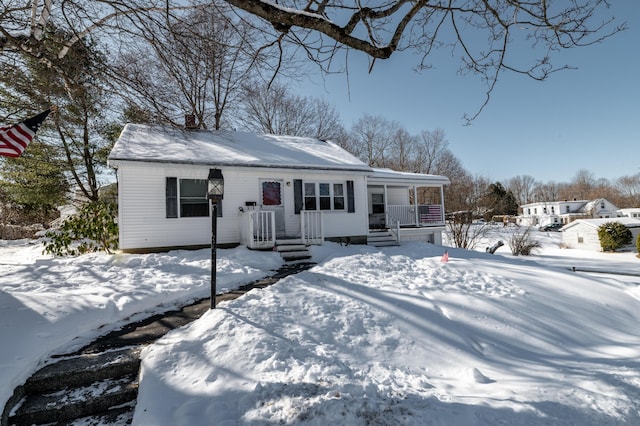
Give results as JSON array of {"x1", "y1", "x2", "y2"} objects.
[
  {"x1": 1, "y1": 227, "x2": 640, "y2": 425},
  {"x1": 0, "y1": 241, "x2": 282, "y2": 417}
]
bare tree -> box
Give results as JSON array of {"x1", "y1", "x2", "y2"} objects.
[
  {"x1": 111, "y1": 2, "x2": 280, "y2": 130},
  {"x1": 533, "y1": 181, "x2": 562, "y2": 203},
  {"x1": 1, "y1": 2, "x2": 190, "y2": 61},
  {"x1": 508, "y1": 227, "x2": 541, "y2": 256},
  {"x1": 224, "y1": 1, "x2": 625, "y2": 120},
  {"x1": 562, "y1": 169, "x2": 597, "y2": 200},
  {"x1": 446, "y1": 213, "x2": 490, "y2": 250},
  {"x1": 349, "y1": 114, "x2": 400, "y2": 167},
  {"x1": 387, "y1": 128, "x2": 417, "y2": 172},
  {"x1": 414, "y1": 129, "x2": 448, "y2": 174},
  {"x1": 616, "y1": 173, "x2": 640, "y2": 208},
  {"x1": 240, "y1": 82, "x2": 347, "y2": 141},
  {"x1": 507, "y1": 175, "x2": 537, "y2": 205}
]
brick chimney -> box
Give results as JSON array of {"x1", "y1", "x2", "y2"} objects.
[{"x1": 184, "y1": 114, "x2": 196, "y2": 130}]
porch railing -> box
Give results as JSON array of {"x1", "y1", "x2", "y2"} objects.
[
  {"x1": 387, "y1": 204, "x2": 444, "y2": 226},
  {"x1": 242, "y1": 210, "x2": 275, "y2": 249},
  {"x1": 301, "y1": 210, "x2": 324, "y2": 245},
  {"x1": 242, "y1": 209, "x2": 323, "y2": 249}
]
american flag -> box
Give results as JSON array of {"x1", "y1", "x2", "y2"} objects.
[
  {"x1": 420, "y1": 204, "x2": 442, "y2": 223},
  {"x1": 0, "y1": 109, "x2": 52, "y2": 158}
]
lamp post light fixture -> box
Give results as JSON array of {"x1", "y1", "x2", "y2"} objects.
[{"x1": 207, "y1": 168, "x2": 224, "y2": 309}]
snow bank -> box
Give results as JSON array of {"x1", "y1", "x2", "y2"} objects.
[{"x1": 134, "y1": 242, "x2": 640, "y2": 425}]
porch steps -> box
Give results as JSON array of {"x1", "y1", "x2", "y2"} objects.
[
  {"x1": 367, "y1": 230, "x2": 399, "y2": 247},
  {"x1": 275, "y1": 239, "x2": 312, "y2": 262}
]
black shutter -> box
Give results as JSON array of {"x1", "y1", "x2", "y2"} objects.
[
  {"x1": 166, "y1": 177, "x2": 178, "y2": 218},
  {"x1": 294, "y1": 179, "x2": 303, "y2": 214},
  {"x1": 347, "y1": 180, "x2": 355, "y2": 213}
]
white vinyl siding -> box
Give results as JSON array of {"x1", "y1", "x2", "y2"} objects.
[{"x1": 114, "y1": 161, "x2": 369, "y2": 250}]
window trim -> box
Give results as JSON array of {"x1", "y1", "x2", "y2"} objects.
[
  {"x1": 166, "y1": 177, "x2": 221, "y2": 219},
  {"x1": 302, "y1": 181, "x2": 347, "y2": 212}
]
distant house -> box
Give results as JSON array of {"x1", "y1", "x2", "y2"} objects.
[
  {"x1": 618, "y1": 208, "x2": 640, "y2": 219},
  {"x1": 517, "y1": 198, "x2": 618, "y2": 227},
  {"x1": 108, "y1": 124, "x2": 450, "y2": 253},
  {"x1": 561, "y1": 217, "x2": 640, "y2": 251}
]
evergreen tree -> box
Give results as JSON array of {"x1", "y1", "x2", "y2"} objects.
[
  {"x1": 0, "y1": 141, "x2": 68, "y2": 224},
  {"x1": 598, "y1": 222, "x2": 632, "y2": 252},
  {"x1": 482, "y1": 182, "x2": 519, "y2": 218},
  {"x1": 0, "y1": 27, "x2": 116, "y2": 204}
]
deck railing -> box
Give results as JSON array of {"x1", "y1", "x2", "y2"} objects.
[{"x1": 387, "y1": 204, "x2": 444, "y2": 226}]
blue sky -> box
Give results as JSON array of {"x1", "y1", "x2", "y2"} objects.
[{"x1": 298, "y1": 1, "x2": 639, "y2": 184}]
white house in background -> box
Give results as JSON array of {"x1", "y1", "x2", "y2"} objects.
[
  {"x1": 517, "y1": 198, "x2": 618, "y2": 227},
  {"x1": 618, "y1": 208, "x2": 640, "y2": 219},
  {"x1": 108, "y1": 124, "x2": 450, "y2": 253},
  {"x1": 561, "y1": 217, "x2": 640, "y2": 251}
]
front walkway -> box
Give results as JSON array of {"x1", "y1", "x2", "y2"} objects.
[{"x1": 3, "y1": 262, "x2": 316, "y2": 425}]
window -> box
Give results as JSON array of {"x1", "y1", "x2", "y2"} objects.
[
  {"x1": 180, "y1": 179, "x2": 208, "y2": 217},
  {"x1": 262, "y1": 181, "x2": 282, "y2": 206},
  {"x1": 304, "y1": 183, "x2": 317, "y2": 210},
  {"x1": 166, "y1": 177, "x2": 218, "y2": 218},
  {"x1": 601, "y1": 201, "x2": 605, "y2": 209},
  {"x1": 527, "y1": 208, "x2": 531, "y2": 215},
  {"x1": 166, "y1": 178, "x2": 178, "y2": 218},
  {"x1": 534, "y1": 208, "x2": 537, "y2": 214},
  {"x1": 371, "y1": 193, "x2": 385, "y2": 214},
  {"x1": 551, "y1": 206, "x2": 555, "y2": 213},
  {"x1": 577, "y1": 233, "x2": 584, "y2": 244},
  {"x1": 543, "y1": 207, "x2": 547, "y2": 214},
  {"x1": 566, "y1": 206, "x2": 570, "y2": 213},
  {"x1": 333, "y1": 184, "x2": 345, "y2": 210},
  {"x1": 319, "y1": 183, "x2": 331, "y2": 210},
  {"x1": 303, "y1": 182, "x2": 346, "y2": 211}
]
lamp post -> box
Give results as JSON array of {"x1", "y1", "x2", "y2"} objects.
[{"x1": 207, "y1": 168, "x2": 224, "y2": 309}]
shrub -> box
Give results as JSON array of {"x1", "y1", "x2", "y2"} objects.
[
  {"x1": 508, "y1": 227, "x2": 541, "y2": 256},
  {"x1": 597, "y1": 222, "x2": 632, "y2": 252},
  {"x1": 636, "y1": 234, "x2": 640, "y2": 258},
  {"x1": 44, "y1": 201, "x2": 118, "y2": 256}
]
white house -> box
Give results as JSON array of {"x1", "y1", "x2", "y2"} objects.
[
  {"x1": 518, "y1": 198, "x2": 618, "y2": 227},
  {"x1": 618, "y1": 208, "x2": 640, "y2": 219},
  {"x1": 561, "y1": 217, "x2": 640, "y2": 251},
  {"x1": 108, "y1": 124, "x2": 450, "y2": 253}
]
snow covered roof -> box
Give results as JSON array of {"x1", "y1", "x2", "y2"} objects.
[
  {"x1": 562, "y1": 217, "x2": 640, "y2": 231},
  {"x1": 368, "y1": 168, "x2": 450, "y2": 186},
  {"x1": 108, "y1": 124, "x2": 372, "y2": 172}
]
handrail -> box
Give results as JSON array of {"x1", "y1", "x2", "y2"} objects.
[{"x1": 385, "y1": 213, "x2": 401, "y2": 243}]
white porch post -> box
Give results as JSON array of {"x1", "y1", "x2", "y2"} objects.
[
  {"x1": 383, "y1": 184, "x2": 388, "y2": 226},
  {"x1": 440, "y1": 186, "x2": 445, "y2": 222},
  {"x1": 413, "y1": 186, "x2": 419, "y2": 225}
]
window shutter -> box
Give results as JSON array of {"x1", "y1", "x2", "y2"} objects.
[
  {"x1": 294, "y1": 179, "x2": 303, "y2": 214},
  {"x1": 347, "y1": 180, "x2": 355, "y2": 213},
  {"x1": 166, "y1": 177, "x2": 178, "y2": 218}
]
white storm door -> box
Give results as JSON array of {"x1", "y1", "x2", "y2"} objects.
[{"x1": 260, "y1": 180, "x2": 286, "y2": 238}]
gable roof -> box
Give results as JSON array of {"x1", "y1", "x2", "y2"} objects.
[
  {"x1": 108, "y1": 123, "x2": 371, "y2": 172},
  {"x1": 562, "y1": 217, "x2": 640, "y2": 231}
]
